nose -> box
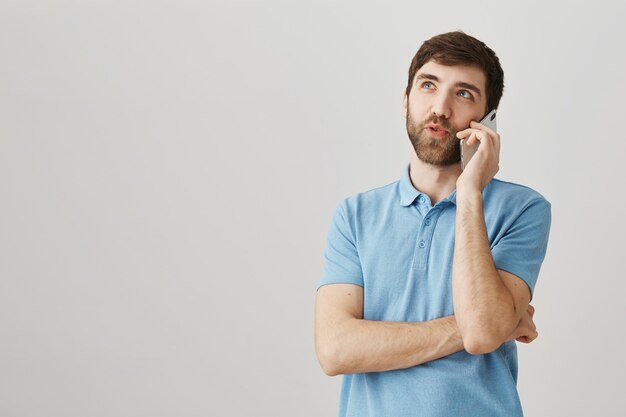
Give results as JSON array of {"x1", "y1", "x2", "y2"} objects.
[{"x1": 430, "y1": 93, "x2": 452, "y2": 119}]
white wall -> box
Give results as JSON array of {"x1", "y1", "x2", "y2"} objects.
[{"x1": 1, "y1": 0, "x2": 624, "y2": 415}]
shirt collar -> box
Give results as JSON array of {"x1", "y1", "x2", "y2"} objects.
[{"x1": 399, "y1": 163, "x2": 457, "y2": 207}]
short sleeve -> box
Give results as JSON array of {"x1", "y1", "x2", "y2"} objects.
[
  {"x1": 491, "y1": 198, "x2": 552, "y2": 301},
  {"x1": 317, "y1": 200, "x2": 364, "y2": 290}
]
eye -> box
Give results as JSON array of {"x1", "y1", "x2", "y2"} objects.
[
  {"x1": 422, "y1": 81, "x2": 434, "y2": 89},
  {"x1": 457, "y1": 90, "x2": 473, "y2": 99}
]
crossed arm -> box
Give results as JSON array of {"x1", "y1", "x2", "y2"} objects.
[
  {"x1": 315, "y1": 200, "x2": 537, "y2": 375},
  {"x1": 315, "y1": 275, "x2": 535, "y2": 376},
  {"x1": 315, "y1": 284, "x2": 464, "y2": 376},
  {"x1": 315, "y1": 146, "x2": 537, "y2": 375},
  {"x1": 314, "y1": 188, "x2": 537, "y2": 375},
  {"x1": 315, "y1": 121, "x2": 541, "y2": 375},
  {"x1": 451, "y1": 188, "x2": 533, "y2": 355}
]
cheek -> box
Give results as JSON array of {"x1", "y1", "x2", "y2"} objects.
[
  {"x1": 455, "y1": 109, "x2": 483, "y2": 129},
  {"x1": 408, "y1": 98, "x2": 428, "y2": 117}
]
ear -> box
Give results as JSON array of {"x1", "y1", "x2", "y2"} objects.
[{"x1": 402, "y1": 92, "x2": 408, "y2": 118}]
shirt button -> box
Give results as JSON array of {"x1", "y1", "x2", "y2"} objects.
[
  {"x1": 418, "y1": 196, "x2": 425, "y2": 203},
  {"x1": 418, "y1": 240, "x2": 426, "y2": 248},
  {"x1": 424, "y1": 219, "x2": 431, "y2": 226}
]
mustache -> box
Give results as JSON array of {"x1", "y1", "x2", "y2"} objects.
[{"x1": 419, "y1": 116, "x2": 453, "y2": 131}]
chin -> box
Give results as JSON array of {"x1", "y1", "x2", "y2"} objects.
[{"x1": 414, "y1": 147, "x2": 461, "y2": 167}]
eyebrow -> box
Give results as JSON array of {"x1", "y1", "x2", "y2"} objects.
[{"x1": 414, "y1": 73, "x2": 483, "y2": 97}]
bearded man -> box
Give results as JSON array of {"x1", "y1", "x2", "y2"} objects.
[{"x1": 315, "y1": 31, "x2": 552, "y2": 417}]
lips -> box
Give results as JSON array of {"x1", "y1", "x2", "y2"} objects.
[
  {"x1": 425, "y1": 123, "x2": 448, "y2": 133},
  {"x1": 423, "y1": 123, "x2": 450, "y2": 138}
]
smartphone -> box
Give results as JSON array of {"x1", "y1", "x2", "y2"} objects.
[{"x1": 460, "y1": 109, "x2": 497, "y2": 170}]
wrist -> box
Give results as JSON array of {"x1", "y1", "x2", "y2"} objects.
[{"x1": 455, "y1": 182, "x2": 482, "y2": 203}]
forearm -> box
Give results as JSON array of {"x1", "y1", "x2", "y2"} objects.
[
  {"x1": 316, "y1": 315, "x2": 463, "y2": 376},
  {"x1": 452, "y1": 188, "x2": 517, "y2": 353}
]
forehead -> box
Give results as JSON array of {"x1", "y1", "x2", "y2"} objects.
[{"x1": 415, "y1": 60, "x2": 486, "y2": 91}]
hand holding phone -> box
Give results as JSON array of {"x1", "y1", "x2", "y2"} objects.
[{"x1": 460, "y1": 109, "x2": 497, "y2": 170}]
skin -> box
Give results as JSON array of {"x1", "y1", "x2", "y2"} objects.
[{"x1": 315, "y1": 60, "x2": 538, "y2": 375}]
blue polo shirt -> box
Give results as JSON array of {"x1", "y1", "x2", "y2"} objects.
[{"x1": 318, "y1": 163, "x2": 551, "y2": 417}]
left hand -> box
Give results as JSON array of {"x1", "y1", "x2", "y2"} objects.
[
  {"x1": 456, "y1": 120, "x2": 500, "y2": 192},
  {"x1": 506, "y1": 304, "x2": 538, "y2": 344}
]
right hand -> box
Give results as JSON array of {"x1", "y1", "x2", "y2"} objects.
[{"x1": 506, "y1": 304, "x2": 538, "y2": 344}]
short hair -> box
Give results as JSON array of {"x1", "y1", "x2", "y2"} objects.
[{"x1": 405, "y1": 31, "x2": 505, "y2": 111}]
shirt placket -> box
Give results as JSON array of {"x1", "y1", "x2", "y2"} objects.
[{"x1": 412, "y1": 194, "x2": 444, "y2": 270}]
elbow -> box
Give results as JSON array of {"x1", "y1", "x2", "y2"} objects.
[
  {"x1": 319, "y1": 360, "x2": 342, "y2": 377},
  {"x1": 462, "y1": 327, "x2": 510, "y2": 355},
  {"x1": 315, "y1": 316, "x2": 360, "y2": 376},
  {"x1": 460, "y1": 316, "x2": 517, "y2": 355},
  {"x1": 463, "y1": 336, "x2": 500, "y2": 355},
  {"x1": 315, "y1": 341, "x2": 344, "y2": 376}
]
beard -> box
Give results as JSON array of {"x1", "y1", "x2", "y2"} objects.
[{"x1": 406, "y1": 111, "x2": 461, "y2": 166}]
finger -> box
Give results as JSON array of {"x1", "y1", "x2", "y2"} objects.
[
  {"x1": 456, "y1": 129, "x2": 472, "y2": 139},
  {"x1": 494, "y1": 132, "x2": 501, "y2": 155},
  {"x1": 467, "y1": 131, "x2": 488, "y2": 147},
  {"x1": 470, "y1": 120, "x2": 497, "y2": 137},
  {"x1": 517, "y1": 330, "x2": 539, "y2": 343},
  {"x1": 465, "y1": 125, "x2": 496, "y2": 145},
  {"x1": 469, "y1": 131, "x2": 487, "y2": 147},
  {"x1": 465, "y1": 132, "x2": 477, "y2": 147},
  {"x1": 456, "y1": 127, "x2": 487, "y2": 140}
]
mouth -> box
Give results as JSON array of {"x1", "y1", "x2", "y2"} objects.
[{"x1": 424, "y1": 124, "x2": 449, "y2": 137}]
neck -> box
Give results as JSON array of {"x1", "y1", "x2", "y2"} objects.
[{"x1": 409, "y1": 152, "x2": 462, "y2": 205}]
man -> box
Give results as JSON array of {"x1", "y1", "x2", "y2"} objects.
[{"x1": 314, "y1": 31, "x2": 552, "y2": 417}]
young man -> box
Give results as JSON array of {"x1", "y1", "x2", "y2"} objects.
[{"x1": 315, "y1": 31, "x2": 552, "y2": 417}]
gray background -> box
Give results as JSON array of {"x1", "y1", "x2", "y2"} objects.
[{"x1": 1, "y1": 0, "x2": 624, "y2": 416}]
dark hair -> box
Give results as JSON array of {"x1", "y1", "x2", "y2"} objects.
[{"x1": 406, "y1": 31, "x2": 504, "y2": 111}]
